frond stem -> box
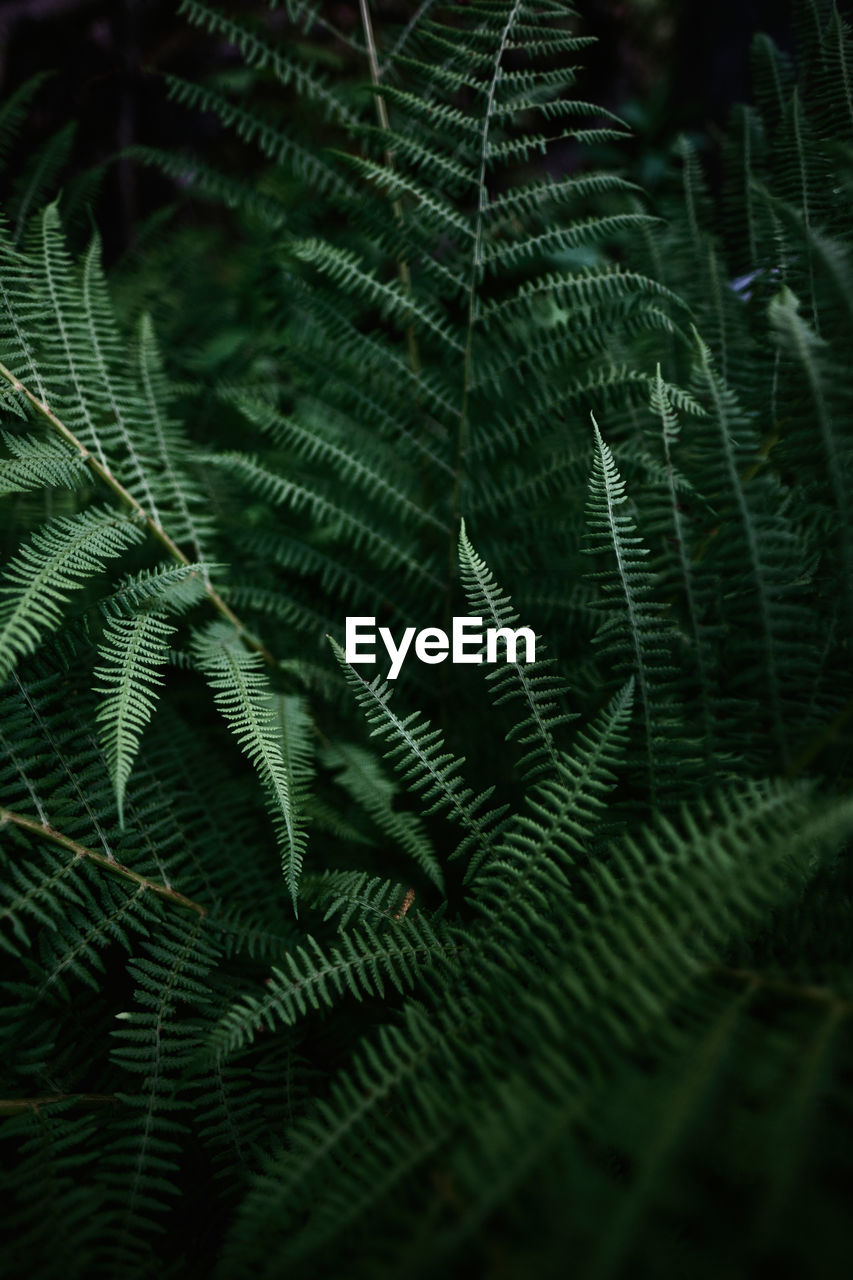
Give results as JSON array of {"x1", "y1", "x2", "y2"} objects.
[
  {"x1": 358, "y1": 0, "x2": 421, "y2": 378},
  {"x1": 449, "y1": 0, "x2": 523, "y2": 586},
  {"x1": 0, "y1": 1094, "x2": 118, "y2": 1115},
  {"x1": 715, "y1": 965, "x2": 853, "y2": 1014},
  {"x1": 0, "y1": 806, "x2": 208, "y2": 916}
]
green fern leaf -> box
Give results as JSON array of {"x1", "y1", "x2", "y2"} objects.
[
  {"x1": 457, "y1": 519, "x2": 573, "y2": 781},
  {"x1": 321, "y1": 741, "x2": 443, "y2": 889},
  {"x1": 329, "y1": 637, "x2": 507, "y2": 863},
  {"x1": 0, "y1": 510, "x2": 144, "y2": 682},
  {"x1": 192, "y1": 622, "x2": 308, "y2": 910},
  {"x1": 94, "y1": 610, "x2": 176, "y2": 829}
]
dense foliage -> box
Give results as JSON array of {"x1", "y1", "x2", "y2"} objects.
[{"x1": 1, "y1": 1, "x2": 853, "y2": 1276}]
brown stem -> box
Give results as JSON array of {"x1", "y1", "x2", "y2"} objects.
[
  {"x1": 0, "y1": 361, "x2": 276, "y2": 666},
  {"x1": 0, "y1": 806, "x2": 207, "y2": 917},
  {"x1": 0, "y1": 1093, "x2": 117, "y2": 1116},
  {"x1": 714, "y1": 964, "x2": 853, "y2": 1014}
]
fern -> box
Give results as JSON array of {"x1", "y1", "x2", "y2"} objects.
[
  {"x1": 330, "y1": 636, "x2": 507, "y2": 865},
  {"x1": 583, "y1": 418, "x2": 689, "y2": 799},
  {"x1": 2, "y1": 2, "x2": 853, "y2": 1277},
  {"x1": 94, "y1": 610, "x2": 176, "y2": 829},
  {"x1": 458, "y1": 517, "x2": 572, "y2": 781},
  {"x1": 208, "y1": 910, "x2": 454, "y2": 1057},
  {"x1": 0, "y1": 510, "x2": 144, "y2": 681},
  {"x1": 192, "y1": 621, "x2": 309, "y2": 910}
]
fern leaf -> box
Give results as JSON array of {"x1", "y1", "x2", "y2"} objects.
[
  {"x1": 583, "y1": 418, "x2": 682, "y2": 798},
  {"x1": 457, "y1": 519, "x2": 572, "y2": 781},
  {"x1": 94, "y1": 610, "x2": 176, "y2": 829},
  {"x1": 0, "y1": 431, "x2": 87, "y2": 494},
  {"x1": 470, "y1": 679, "x2": 633, "y2": 901},
  {"x1": 329, "y1": 637, "x2": 507, "y2": 863},
  {"x1": 301, "y1": 869, "x2": 419, "y2": 930},
  {"x1": 192, "y1": 622, "x2": 308, "y2": 910},
  {"x1": 321, "y1": 741, "x2": 443, "y2": 888},
  {"x1": 0, "y1": 510, "x2": 144, "y2": 682},
  {"x1": 198, "y1": 449, "x2": 442, "y2": 589},
  {"x1": 288, "y1": 239, "x2": 465, "y2": 354},
  {"x1": 209, "y1": 913, "x2": 453, "y2": 1057}
]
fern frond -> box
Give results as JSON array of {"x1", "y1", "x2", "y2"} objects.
[
  {"x1": 0, "y1": 510, "x2": 143, "y2": 682},
  {"x1": 136, "y1": 315, "x2": 214, "y2": 561},
  {"x1": 107, "y1": 911, "x2": 218, "y2": 1271},
  {"x1": 330, "y1": 638, "x2": 507, "y2": 863},
  {"x1": 198, "y1": 449, "x2": 442, "y2": 589},
  {"x1": 321, "y1": 741, "x2": 443, "y2": 888},
  {"x1": 583, "y1": 419, "x2": 684, "y2": 798},
  {"x1": 470, "y1": 679, "x2": 633, "y2": 903},
  {"x1": 0, "y1": 431, "x2": 87, "y2": 494},
  {"x1": 301, "y1": 869, "x2": 419, "y2": 930},
  {"x1": 94, "y1": 610, "x2": 176, "y2": 829},
  {"x1": 229, "y1": 393, "x2": 446, "y2": 533},
  {"x1": 129, "y1": 145, "x2": 290, "y2": 225},
  {"x1": 209, "y1": 912, "x2": 453, "y2": 1057},
  {"x1": 289, "y1": 238, "x2": 465, "y2": 354},
  {"x1": 192, "y1": 622, "x2": 308, "y2": 909},
  {"x1": 457, "y1": 519, "x2": 572, "y2": 781},
  {"x1": 162, "y1": 77, "x2": 358, "y2": 203},
  {"x1": 176, "y1": 0, "x2": 360, "y2": 129}
]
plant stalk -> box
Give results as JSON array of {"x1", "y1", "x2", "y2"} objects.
[{"x1": 0, "y1": 806, "x2": 208, "y2": 916}]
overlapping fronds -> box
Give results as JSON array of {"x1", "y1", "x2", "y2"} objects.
[
  {"x1": 2, "y1": 3, "x2": 853, "y2": 1278},
  {"x1": 209, "y1": 910, "x2": 454, "y2": 1057}
]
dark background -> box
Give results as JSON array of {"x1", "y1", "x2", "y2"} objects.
[{"x1": 0, "y1": 0, "x2": 803, "y2": 260}]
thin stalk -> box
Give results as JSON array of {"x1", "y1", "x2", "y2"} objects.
[
  {"x1": 0, "y1": 1094, "x2": 117, "y2": 1115},
  {"x1": 0, "y1": 806, "x2": 208, "y2": 916},
  {"x1": 358, "y1": 0, "x2": 421, "y2": 377},
  {"x1": 715, "y1": 964, "x2": 853, "y2": 1014},
  {"x1": 0, "y1": 361, "x2": 275, "y2": 666}
]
